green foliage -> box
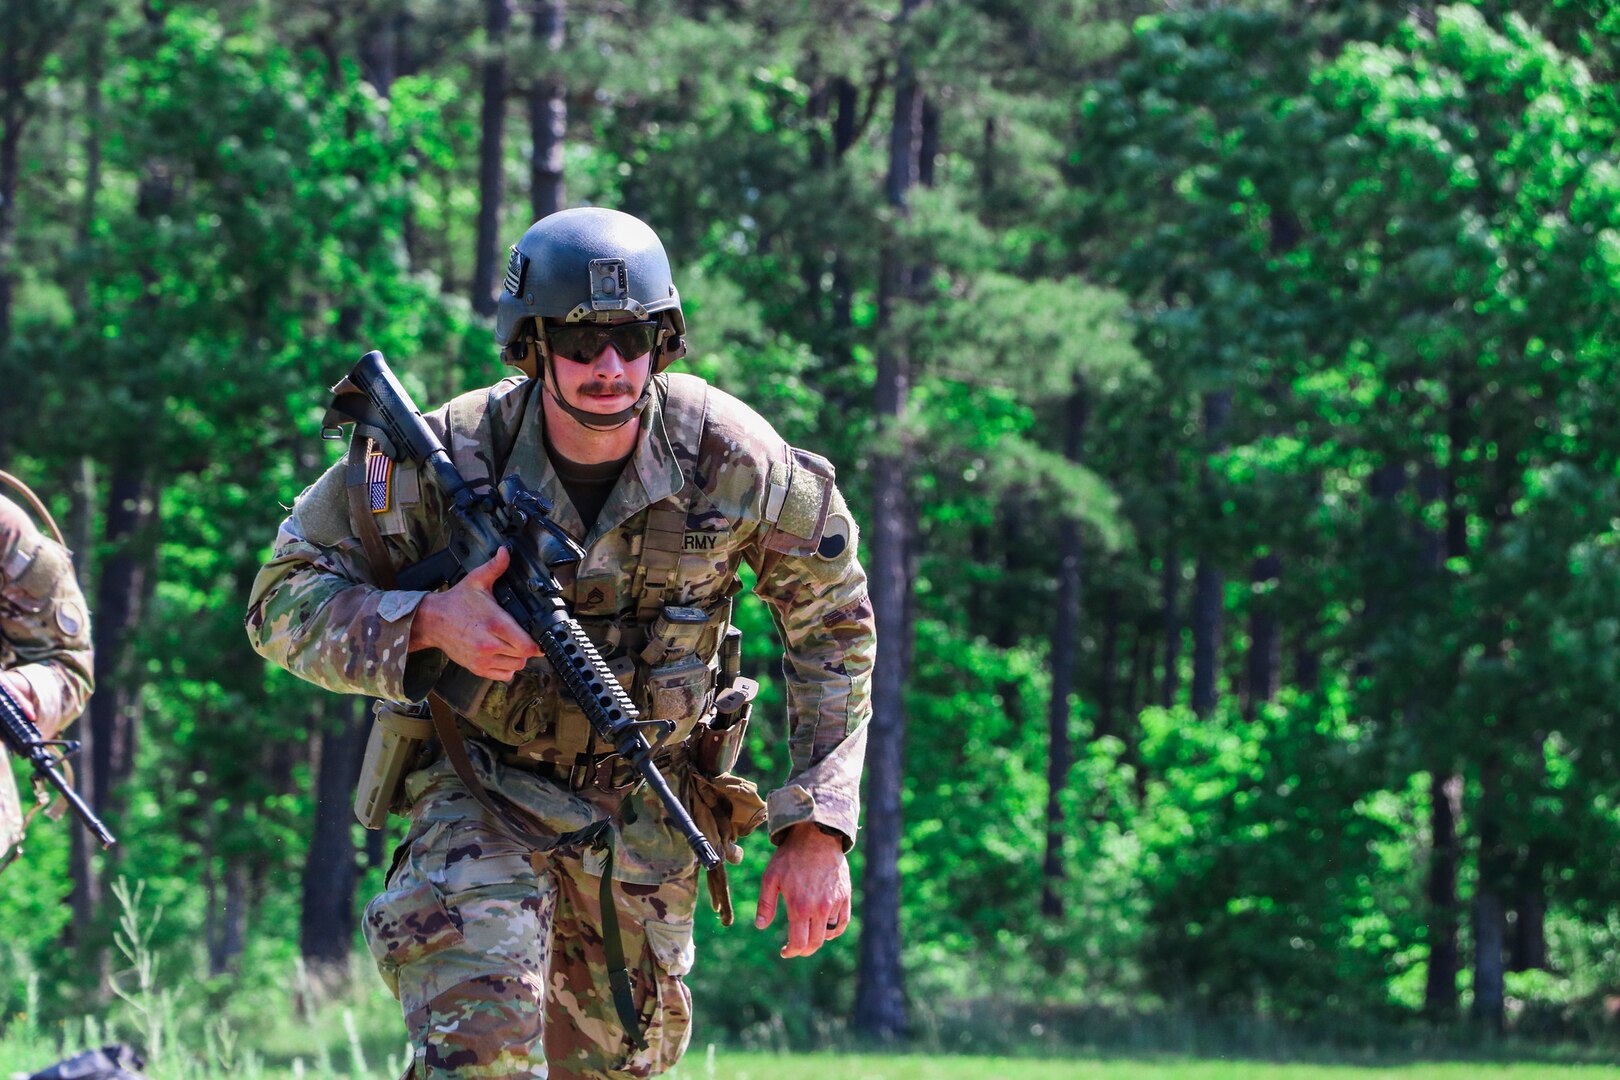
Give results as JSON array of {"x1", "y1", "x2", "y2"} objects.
[{"x1": 3, "y1": 0, "x2": 1620, "y2": 1056}]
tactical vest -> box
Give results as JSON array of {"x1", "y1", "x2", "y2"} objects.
[{"x1": 380, "y1": 373, "x2": 731, "y2": 766}]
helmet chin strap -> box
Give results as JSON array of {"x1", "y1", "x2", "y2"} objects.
[{"x1": 542, "y1": 353, "x2": 654, "y2": 431}]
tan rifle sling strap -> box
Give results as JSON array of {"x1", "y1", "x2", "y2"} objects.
[
  {"x1": 343, "y1": 387, "x2": 604, "y2": 854},
  {"x1": 0, "y1": 470, "x2": 67, "y2": 547}
]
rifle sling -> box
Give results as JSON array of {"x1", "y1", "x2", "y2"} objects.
[
  {"x1": 425, "y1": 693, "x2": 609, "y2": 854},
  {"x1": 345, "y1": 428, "x2": 400, "y2": 591},
  {"x1": 600, "y1": 827, "x2": 650, "y2": 1052}
]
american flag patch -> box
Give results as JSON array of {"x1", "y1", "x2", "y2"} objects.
[
  {"x1": 503, "y1": 246, "x2": 528, "y2": 297},
  {"x1": 367, "y1": 449, "x2": 393, "y2": 513}
]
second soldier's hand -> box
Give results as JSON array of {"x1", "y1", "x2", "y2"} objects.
[{"x1": 408, "y1": 547, "x2": 541, "y2": 681}]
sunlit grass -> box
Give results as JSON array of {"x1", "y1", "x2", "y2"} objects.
[
  {"x1": 5, "y1": 1044, "x2": 1619, "y2": 1080},
  {"x1": 665, "y1": 1053, "x2": 1620, "y2": 1080}
]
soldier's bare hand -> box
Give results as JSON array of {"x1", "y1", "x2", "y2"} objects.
[
  {"x1": 408, "y1": 547, "x2": 541, "y2": 681},
  {"x1": 754, "y1": 822, "x2": 851, "y2": 959}
]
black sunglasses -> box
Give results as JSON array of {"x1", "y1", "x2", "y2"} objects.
[{"x1": 545, "y1": 320, "x2": 659, "y2": 364}]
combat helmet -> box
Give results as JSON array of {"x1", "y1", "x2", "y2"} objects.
[{"x1": 495, "y1": 207, "x2": 687, "y2": 375}]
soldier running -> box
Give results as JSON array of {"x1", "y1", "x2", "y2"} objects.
[{"x1": 247, "y1": 208, "x2": 874, "y2": 1079}]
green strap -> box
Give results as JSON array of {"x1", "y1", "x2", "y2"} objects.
[{"x1": 599, "y1": 828, "x2": 649, "y2": 1053}]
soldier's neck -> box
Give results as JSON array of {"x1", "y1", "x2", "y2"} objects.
[{"x1": 541, "y1": 393, "x2": 642, "y2": 465}]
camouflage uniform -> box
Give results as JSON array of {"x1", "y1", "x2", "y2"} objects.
[
  {"x1": 246, "y1": 372, "x2": 873, "y2": 1079},
  {"x1": 0, "y1": 494, "x2": 94, "y2": 859}
]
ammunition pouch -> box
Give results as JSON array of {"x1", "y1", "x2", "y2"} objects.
[{"x1": 354, "y1": 700, "x2": 434, "y2": 830}]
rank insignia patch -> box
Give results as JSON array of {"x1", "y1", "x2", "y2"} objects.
[{"x1": 367, "y1": 450, "x2": 393, "y2": 513}]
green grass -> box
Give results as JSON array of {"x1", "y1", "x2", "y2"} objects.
[
  {"x1": 675, "y1": 1055, "x2": 1620, "y2": 1080},
  {"x1": 5, "y1": 1044, "x2": 1619, "y2": 1080}
]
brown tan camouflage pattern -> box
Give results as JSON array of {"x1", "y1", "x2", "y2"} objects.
[
  {"x1": 250, "y1": 370, "x2": 872, "y2": 1076},
  {"x1": 364, "y1": 786, "x2": 697, "y2": 1079},
  {"x1": 246, "y1": 372, "x2": 874, "y2": 867},
  {"x1": 1, "y1": 494, "x2": 94, "y2": 856}
]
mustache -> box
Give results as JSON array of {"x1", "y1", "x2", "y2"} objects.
[{"x1": 582, "y1": 380, "x2": 636, "y2": 396}]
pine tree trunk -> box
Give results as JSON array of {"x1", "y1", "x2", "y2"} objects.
[
  {"x1": 0, "y1": 30, "x2": 24, "y2": 367},
  {"x1": 854, "y1": 0, "x2": 925, "y2": 1041},
  {"x1": 210, "y1": 858, "x2": 249, "y2": 976},
  {"x1": 1510, "y1": 854, "x2": 1548, "y2": 973},
  {"x1": 1414, "y1": 459, "x2": 1462, "y2": 1019},
  {"x1": 471, "y1": 0, "x2": 511, "y2": 315},
  {"x1": 65, "y1": 457, "x2": 99, "y2": 933},
  {"x1": 1473, "y1": 759, "x2": 1507, "y2": 1033},
  {"x1": 529, "y1": 0, "x2": 565, "y2": 220},
  {"x1": 1159, "y1": 463, "x2": 1181, "y2": 708},
  {"x1": 1424, "y1": 772, "x2": 1462, "y2": 1018},
  {"x1": 1040, "y1": 380, "x2": 1086, "y2": 923},
  {"x1": 1473, "y1": 884, "x2": 1507, "y2": 1032},
  {"x1": 358, "y1": 8, "x2": 400, "y2": 95},
  {"x1": 1190, "y1": 392, "x2": 1229, "y2": 718},
  {"x1": 301, "y1": 697, "x2": 370, "y2": 984},
  {"x1": 1095, "y1": 587, "x2": 1119, "y2": 743},
  {"x1": 1292, "y1": 630, "x2": 1320, "y2": 692},
  {"x1": 1244, "y1": 552, "x2": 1281, "y2": 717},
  {"x1": 1190, "y1": 560, "x2": 1221, "y2": 718},
  {"x1": 88, "y1": 471, "x2": 154, "y2": 813}
]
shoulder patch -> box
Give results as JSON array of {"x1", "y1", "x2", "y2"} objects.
[
  {"x1": 763, "y1": 448, "x2": 836, "y2": 556},
  {"x1": 288, "y1": 461, "x2": 353, "y2": 548},
  {"x1": 366, "y1": 449, "x2": 393, "y2": 513},
  {"x1": 56, "y1": 598, "x2": 86, "y2": 637},
  {"x1": 817, "y1": 510, "x2": 853, "y2": 560}
]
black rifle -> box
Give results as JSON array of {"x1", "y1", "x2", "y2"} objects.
[
  {"x1": 0, "y1": 684, "x2": 117, "y2": 848},
  {"x1": 328, "y1": 350, "x2": 721, "y2": 870}
]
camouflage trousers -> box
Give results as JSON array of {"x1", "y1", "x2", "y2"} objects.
[{"x1": 364, "y1": 801, "x2": 698, "y2": 1080}]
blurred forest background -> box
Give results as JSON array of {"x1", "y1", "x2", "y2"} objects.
[{"x1": 4, "y1": 0, "x2": 1620, "y2": 1062}]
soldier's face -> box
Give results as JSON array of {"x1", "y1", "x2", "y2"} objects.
[{"x1": 548, "y1": 324, "x2": 652, "y2": 417}]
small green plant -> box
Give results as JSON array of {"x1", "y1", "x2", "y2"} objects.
[
  {"x1": 107, "y1": 876, "x2": 179, "y2": 1068},
  {"x1": 343, "y1": 1007, "x2": 367, "y2": 1078}
]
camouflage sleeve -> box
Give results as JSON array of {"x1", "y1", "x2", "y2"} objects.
[
  {"x1": 747, "y1": 457, "x2": 874, "y2": 850},
  {"x1": 244, "y1": 453, "x2": 449, "y2": 702},
  {"x1": 0, "y1": 499, "x2": 93, "y2": 737}
]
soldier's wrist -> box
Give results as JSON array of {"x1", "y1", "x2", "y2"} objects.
[
  {"x1": 783, "y1": 821, "x2": 844, "y2": 847},
  {"x1": 407, "y1": 592, "x2": 442, "y2": 653}
]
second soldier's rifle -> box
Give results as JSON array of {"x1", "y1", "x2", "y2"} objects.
[
  {"x1": 327, "y1": 350, "x2": 721, "y2": 871},
  {"x1": 0, "y1": 683, "x2": 117, "y2": 851}
]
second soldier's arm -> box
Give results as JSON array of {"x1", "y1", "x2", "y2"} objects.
[{"x1": 0, "y1": 498, "x2": 93, "y2": 739}]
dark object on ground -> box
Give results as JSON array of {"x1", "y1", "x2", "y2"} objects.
[{"x1": 22, "y1": 1044, "x2": 148, "y2": 1080}]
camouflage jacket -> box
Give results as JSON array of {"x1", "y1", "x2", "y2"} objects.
[
  {"x1": 0, "y1": 495, "x2": 94, "y2": 735},
  {"x1": 1, "y1": 493, "x2": 94, "y2": 859},
  {"x1": 246, "y1": 372, "x2": 873, "y2": 883}
]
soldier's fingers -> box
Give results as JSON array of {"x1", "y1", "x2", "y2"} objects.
[
  {"x1": 0, "y1": 672, "x2": 35, "y2": 722},
  {"x1": 782, "y1": 904, "x2": 816, "y2": 958},
  {"x1": 825, "y1": 899, "x2": 852, "y2": 940},
  {"x1": 481, "y1": 609, "x2": 541, "y2": 658},
  {"x1": 463, "y1": 546, "x2": 511, "y2": 590},
  {"x1": 754, "y1": 874, "x2": 781, "y2": 929},
  {"x1": 480, "y1": 656, "x2": 530, "y2": 681}
]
